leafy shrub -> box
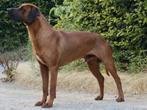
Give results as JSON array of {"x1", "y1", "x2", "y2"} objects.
[
  {"x1": 53, "y1": 0, "x2": 147, "y2": 72},
  {"x1": 128, "y1": 51, "x2": 147, "y2": 73}
]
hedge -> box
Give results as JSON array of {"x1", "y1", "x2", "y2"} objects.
[{"x1": 53, "y1": 0, "x2": 147, "y2": 71}]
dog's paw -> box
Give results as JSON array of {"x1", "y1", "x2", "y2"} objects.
[
  {"x1": 34, "y1": 101, "x2": 44, "y2": 106},
  {"x1": 116, "y1": 97, "x2": 125, "y2": 102},
  {"x1": 41, "y1": 102, "x2": 53, "y2": 108},
  {"x1": 95, "y1": 96, "x2": 103, "y2": 100}
]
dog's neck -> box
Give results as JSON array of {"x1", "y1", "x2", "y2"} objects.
[
  {"x1": 27, "y1": 14, "x2": 54, "y2": 36},
  {"x1": 26, "y1": 14, "x2": 54, "y2": 54}
]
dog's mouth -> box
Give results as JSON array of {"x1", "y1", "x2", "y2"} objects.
[{"x1": 7, "y1": 8, "x2": 21, "y2": 22}]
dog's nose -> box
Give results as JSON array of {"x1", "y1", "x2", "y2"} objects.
[
  {"x1": 7, "y1": 8, "x2": 12, "y2": 11},
  {"x1": 7, "y1": 8, "x2": 21, "y2": 22}
]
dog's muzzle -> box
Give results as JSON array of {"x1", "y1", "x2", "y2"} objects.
[{"x1": 7, "y1": 8, "x2": 21, "y2": 21}]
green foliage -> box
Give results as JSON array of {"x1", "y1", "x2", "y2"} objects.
[
  {"x1": 128, "y1": 50, "x2": 147, "y2": 73},
  {"x1": 1, "y1": 0, "x2": 146, "y2": 72},
  {"x1": 53, "y1": 0, "x2": 147, "y2": 72}
]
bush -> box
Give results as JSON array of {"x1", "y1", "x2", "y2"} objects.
[
  {"x1": 0, "y1": 48, "x2": 26, "y2": 81},
  {"x1": 128, "y1": 50, "x2": 147, "y2": 73},
  {"x1": 53, "y1": 0, "x2": 147, "y2": 72}
]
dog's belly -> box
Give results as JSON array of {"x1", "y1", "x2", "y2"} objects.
[
  {"x1": 59, "y1": 47, "x2": 93, "y2": 66},
  {"x1": 59, "y1": 55, "x2": 83, "y2": 66},
  {"x1": 59, "y1": 39, "x2": 97, "y2": 66}
]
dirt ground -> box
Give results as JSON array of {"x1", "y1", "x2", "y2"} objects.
[
  {"x1": 1, "y1": 62, "x2": 147, "y2": 110},
  {"x1": 0, "y1": 82, "x2": 147, "y2": 110}
]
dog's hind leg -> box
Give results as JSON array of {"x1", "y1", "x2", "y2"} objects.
[
  {"x1": 85, "y1": 55, "x2": 104, "y2": 100},
  {"x1": 104, "y1": 61, "x2": 124, "y2": 102}
]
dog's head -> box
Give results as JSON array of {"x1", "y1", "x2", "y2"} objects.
[{"x1": 8, "y1": 3, "x2": 40, "y2": 25}]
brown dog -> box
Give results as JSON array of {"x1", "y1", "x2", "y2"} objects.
[{"x1": 8, "y1": 3, "x2": 124, "y2": 108}]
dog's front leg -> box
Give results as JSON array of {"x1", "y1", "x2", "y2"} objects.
[
  {"x1": 35, "y1": 61, "x2": 49, "y2": 106},
  {"x1": 42, "y1": 65, "x2": 58, "y2": 108}
]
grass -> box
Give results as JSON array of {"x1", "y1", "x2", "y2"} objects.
[{"x1": 15, "y1": 61, "x2": 147, "y2": 96}]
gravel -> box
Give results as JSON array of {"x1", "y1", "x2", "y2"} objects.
[{"x1": 0, "y1": 82, "x2": 147, "y2": 110}]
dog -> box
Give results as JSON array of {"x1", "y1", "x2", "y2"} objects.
[{"x1": 8, "y1": 3, "x2": 124, "y2": 108}]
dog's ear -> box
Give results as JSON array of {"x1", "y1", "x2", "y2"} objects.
[{"x1": 27, "y1": 7, "x2": 39, "y2": 24}]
